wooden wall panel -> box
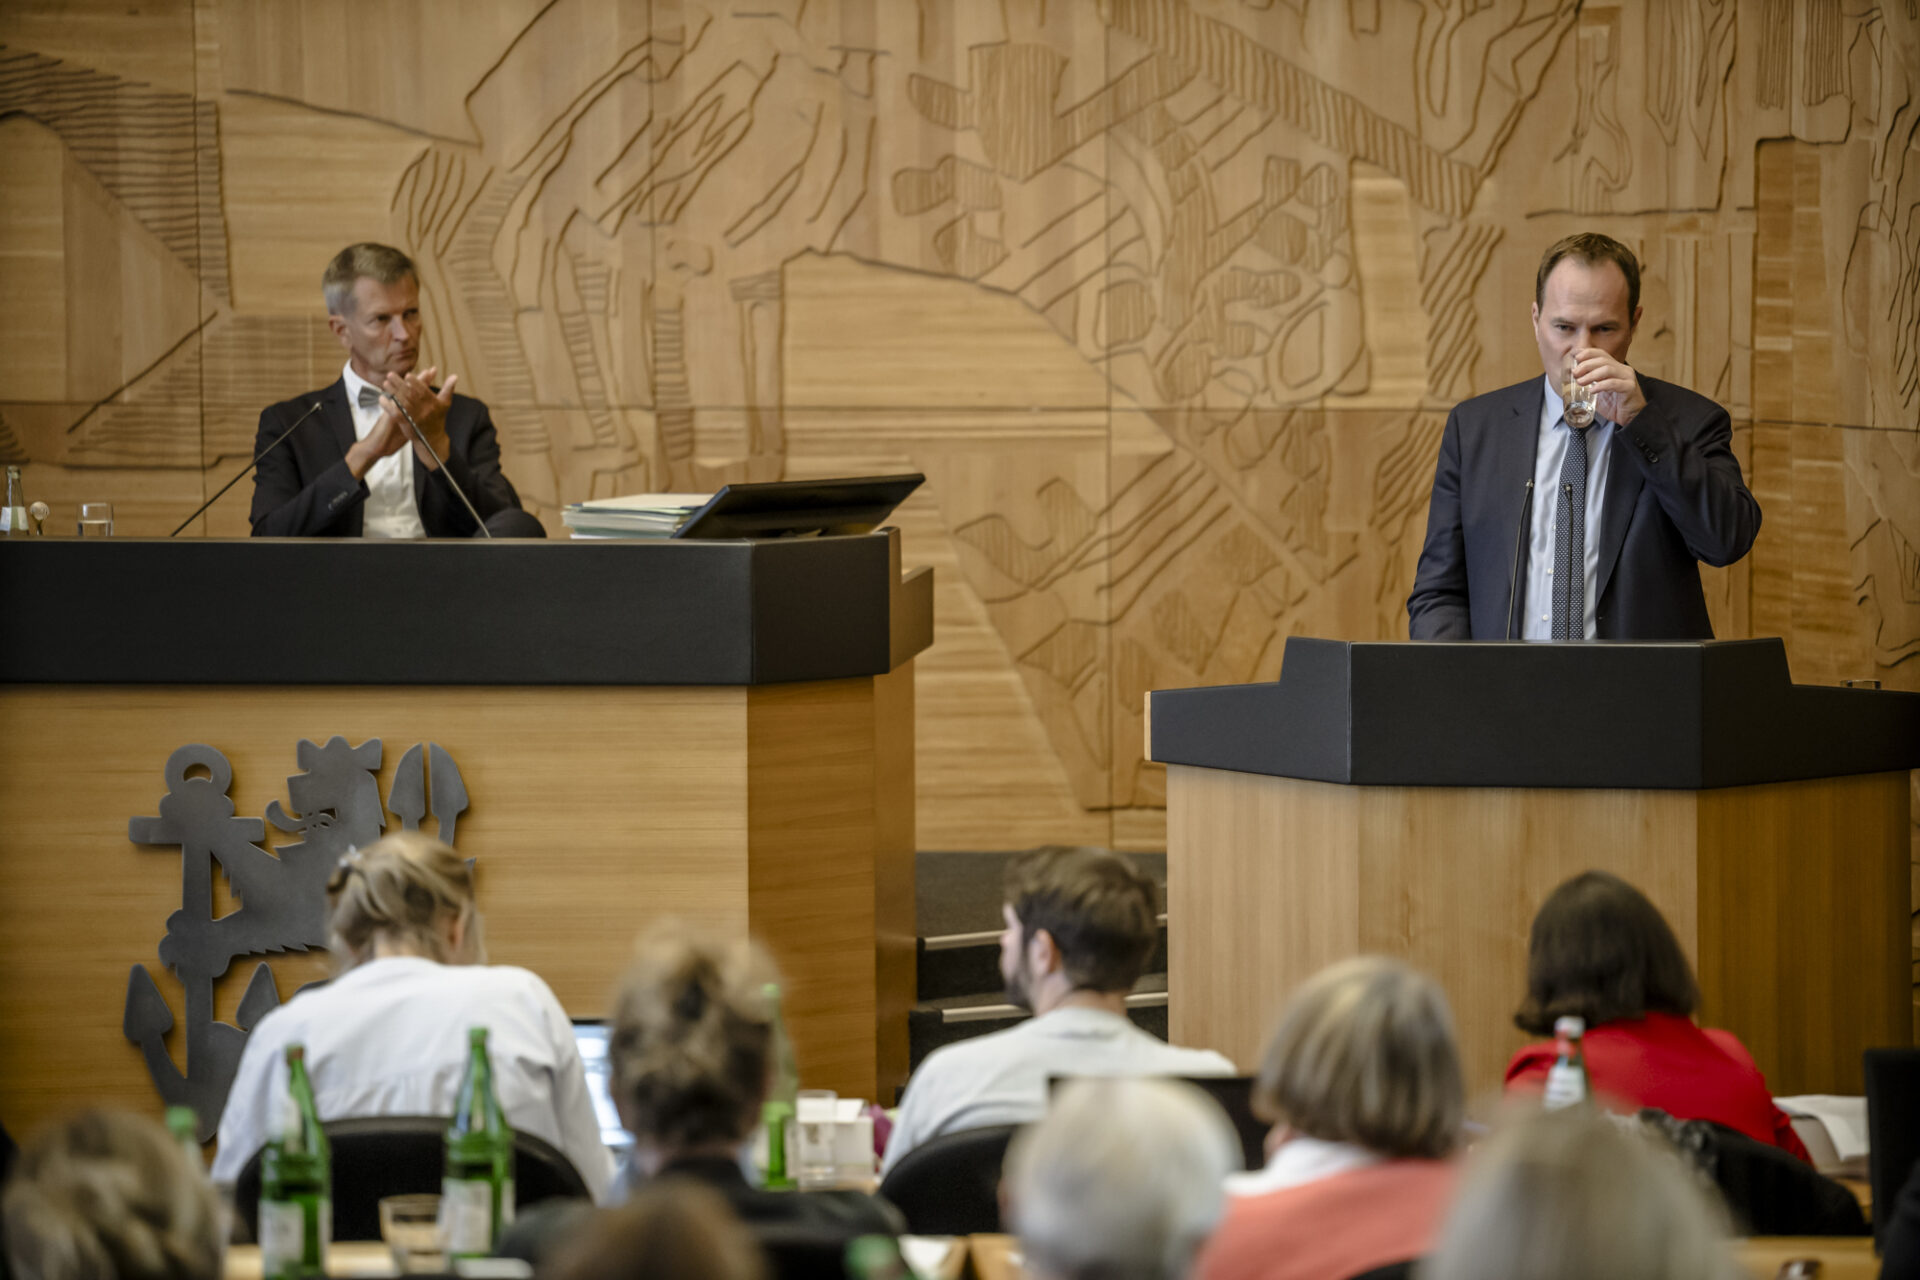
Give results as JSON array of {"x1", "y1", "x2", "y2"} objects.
[{"x1": 0, "y1": 3, "x2": 1915, "y2": 1016}]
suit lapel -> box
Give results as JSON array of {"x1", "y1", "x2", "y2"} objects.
[
  {"x1": 1592, "y1": 426, "x2": 1644, "y2": 611},
  {"x1": 322, "y1": 379, "x2": 356, "y2": 460},
  {"x1": 1494, "y1": 381, "x2": 1544, "y2": 638}
]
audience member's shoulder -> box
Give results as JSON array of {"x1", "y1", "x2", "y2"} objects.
[{"x1": 792, "y1": 1189, "x2": 907, "y2": 1237}]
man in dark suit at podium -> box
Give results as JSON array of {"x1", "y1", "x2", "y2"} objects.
[
  {"x1": 1406, "y1": 233, "x2": 1758, "y2": 640},
  {"x1": 250, "y1": 243, "x2": 544, "y2": 538}
]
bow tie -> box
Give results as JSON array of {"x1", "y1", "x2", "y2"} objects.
[{"x1": 356, "y1": 385, "x2": 386, "y2": 412}]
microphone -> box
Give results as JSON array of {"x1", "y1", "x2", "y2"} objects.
[
  {"x1": 383, "y1": 393, "x2": 493, "y2": 540},
  {"x1": 1505, "y1": 479, "x2": 1535, "y2": 640},
  {"x1": 171, "y1": 400, "x2": 324, "y2": 536}
]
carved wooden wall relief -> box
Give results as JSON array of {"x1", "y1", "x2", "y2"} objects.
[{"x1": 1, "y1": 3, "x2": 1916, "y2": 935}]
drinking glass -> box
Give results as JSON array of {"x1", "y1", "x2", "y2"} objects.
[
  {"x1": 1562, "y1": 356, "x2": 1597, "y2": 428},
  {"x1": 380, "y1": 1194, "x2": 445, "y2": 1273},
  {"x1": 795, "y1": 1088, "x2": 838, "y2": 1190},
  {"x1": 77, "y1": 502, "x2": 113, "y2": 537}
]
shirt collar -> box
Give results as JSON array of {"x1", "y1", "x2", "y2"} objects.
[
  {"x1": 1027, "y1": 1005, "x2": 1134, "y2": 1035},
  {"x1": 1541, "y1": 373, "x2": 1567, "y2": 426},
  {"x1": 342, "y1": 360, "x2": 377, "y2": 409},
  {"x1": 1224, "y1": 1134, "x2": 1382, "y2": 1197}
]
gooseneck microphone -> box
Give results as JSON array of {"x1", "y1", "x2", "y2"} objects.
[
  {"x1": 170, "y1": 400, "x2": 324, "y2": 536},
  {"x1": 1505, "y1": 479, "x2": 1535, "y2": 640},
  {"x1": 383, "y1": 394, "x2": 493, "y2": 539}
]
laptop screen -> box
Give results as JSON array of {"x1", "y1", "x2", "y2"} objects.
[{"x1": 573, "y1": 1020, "x2": 633, "y2": 1151}]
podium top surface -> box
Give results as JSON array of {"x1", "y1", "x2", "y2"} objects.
[
  {"x1": 1148, "y1": 638, "x2": 1920, "y2": 790},
  {"x1": 0, "y1": 534, "x2": 932, "y2": 686}
]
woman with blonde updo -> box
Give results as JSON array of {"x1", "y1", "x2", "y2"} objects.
[
  {"x1": 3, "y1": 1109, "x2": 223, "y2": 1280},
  {"x1": 605, "y1": 919, "x2": 900, "y2": 1233},
  {"x1": 210, "y1": 831, "x2": 614, "y2": 1199}
]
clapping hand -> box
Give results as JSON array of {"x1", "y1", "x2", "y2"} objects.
[{"x1": 381, "y1": 366, "x2": 456, "y2": 471}]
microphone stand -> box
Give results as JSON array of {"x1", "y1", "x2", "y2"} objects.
[
  {"x1": 384, "y1": 395, "x2": 493, "y2": 539},
  {"x1": 170, "y1": 401, "x2": 324, "y2": 536},
  {"x1": 1505, "y1": 479, "x2": 1535, "y2": 640}
]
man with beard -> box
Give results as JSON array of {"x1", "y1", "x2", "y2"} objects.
[{"x1": 880, "y1": 847, "x2": 1233, "y2": 1175}]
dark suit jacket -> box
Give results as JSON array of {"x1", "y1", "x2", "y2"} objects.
[
  {"x1": 249, "y1": 379, "x2": 524, "y2": 537},
  {"x1": 1406, "y1": 374, "x2": 1759, "y2": 640}
]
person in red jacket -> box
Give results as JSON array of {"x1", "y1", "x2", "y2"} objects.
[
  {"x1": 1504, "y1": 870, "x2": 1810, "y2": 1162},
  {"x1": 1197, "y1": 957, "x2": 1464, "y2": 1280}
]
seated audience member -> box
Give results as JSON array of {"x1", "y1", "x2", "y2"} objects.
[
  {"x1": 3, "y1": 1109, "x2": 224, "y2": 1280},
  {"x1": 607, "y1": 920, "x2": 902, "y2": 1234},
  {"x1": 212, "y1": 831, "x2": 614, "y2": 1198},
  {"x1": 1505, "y1": 870, "x2": 1809, "y2": 1161},
  {"x1": 541, "y1": 1180, "x2": 765, "y2": 1280},
  {"x1": 1196, "y1": 957, "x2": 1463, "y2": 1280},
  {"x1": 1006, "y1": 1078, "x2": 1240, "y2": 1280},
  {"x1": 1423, "y1": 1107, "x2": 1743, "y2": 1280},
  {"x1": 882, "y1": 847, "x2": 1233, "y2": 1174}
]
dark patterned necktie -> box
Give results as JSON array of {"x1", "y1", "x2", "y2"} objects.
[
  {"x1": 1552, "y1": 423, "x2": 1589, "y2": 640},
  {"x1": 357, "y1": 386, "x2": 384, "y2": 412}
]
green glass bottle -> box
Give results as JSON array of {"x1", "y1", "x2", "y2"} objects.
[
  {"x1": 165, "y1": 1105, "x2": 202, "y2": 1175},
  {"x1": 259, "y1": 1045, "x2": 330, "y2": 1280},
  {"x1": 441, "y1": 1027, "x2": 515, "y2": 1257},
  {"x1": 760, "y1": 982, "x2": 800, "y2": 1189}
]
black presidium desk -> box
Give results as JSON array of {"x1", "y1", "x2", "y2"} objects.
[
  {"x1": 0, "y1": 531, "x2": 930, "y2": 1139},
  {"x1": 1149, "y1": 639, "x2": 1919, "y2": 1097}
]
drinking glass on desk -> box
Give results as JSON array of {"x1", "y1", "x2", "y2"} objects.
[
  {"x1": 77, "y1": 502, "x2": 113, "y2": 537},
  {"x1": 795, "y1": 1089, "x2": 838, "y2": 1189},
  {"x1": 380, "y1": 1194, "x2": 445, "y2": 1273}
]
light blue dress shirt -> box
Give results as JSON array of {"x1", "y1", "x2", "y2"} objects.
[{"x1": 1522, "y1": 376, "x2": 1615, "y2": 640}]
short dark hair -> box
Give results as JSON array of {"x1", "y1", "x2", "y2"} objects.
[
  {"x1": 1004, "y1": 846, "x2": 1159, "y2": 995},
  {"x1": 1514, "y1": 871, "x2": 1699, "y2": 1036},
  {"x1": 1535, "y1": 232, "x2": 1641, "y2": 317},
  {"x1": 323, "y1": 242, "x2": 417, "y2": 316}
]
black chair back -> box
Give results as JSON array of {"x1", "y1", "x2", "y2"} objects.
[
  {"x1": 1867, "y1": 1048, "x2": 1920, "y2": 1248},
  {"x1": 233, "y1": 1115, "x2": 590, "y2": 1241},
  {"x1": 1346, "y1": 1263, "x2": 1418, "y2": 1280},
  {"x1": 875, "y1": 1124, "x2": 1020, "y2": 1235}
]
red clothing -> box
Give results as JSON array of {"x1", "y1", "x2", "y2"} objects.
[
  {"x1": 1504, "y1": 1012, "x2": 1810, "y2": 1162},
  {"x1": 1196, "y1": 1159, "x2": 1458, "y2": 1280}
]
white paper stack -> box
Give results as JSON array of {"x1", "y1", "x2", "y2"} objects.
[
  {"x1": 1775, "y1": 1094, "x2": 1870, "y2": 1177},
  {"x1": 562, "y1": 493, "x2": 710, "y2": 539}
]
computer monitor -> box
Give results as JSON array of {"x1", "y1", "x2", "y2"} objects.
[
  {"x1": 573, "y1": 1019, "x2": 633, "y2": 1152},
  {"x1": 672, "y1": 473, "x2": 923, "y2": 540},
  {"x1": 1866, "y1": 1047, "x2": 1920, "y2": 1248}
]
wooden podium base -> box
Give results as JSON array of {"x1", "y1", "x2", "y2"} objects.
[
  {"x1": 0, "y1": 674, "x2": 915, "y2": 1136},
  {"x1": 1166, "y1": 765, "x2": 1910, "y2": 1097}
]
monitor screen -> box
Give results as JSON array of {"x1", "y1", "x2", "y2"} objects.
[{"x1": 573, "y1": 1020, "x2": 633, "y2": 1151}]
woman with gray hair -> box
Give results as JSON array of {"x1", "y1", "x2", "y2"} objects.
[
  {"x1": 1005, "y1": 1078, "x2": 1240, "y2": 1280},
  {"x1": 1422, "y1": 1107, "x2": 1744, "y2": 1280},
  {"x1": 210, "y1": 831, "x2": 614, "y2": 1199},
  {"x1": 4, "y1": 1109, "x2": 223, "y2": 1280},
  {"x1": 1196, "y1": 956, "x2": 1464, "y2": 1280}
]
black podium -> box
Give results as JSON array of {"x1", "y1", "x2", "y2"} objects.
[{"x1": 1148, "y1": 638, "x2": 1919, "y2": 1094}]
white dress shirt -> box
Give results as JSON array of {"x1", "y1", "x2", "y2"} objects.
[
  {"x1": 1522, "y1": 376, "x2": 1616, "y2": 640},
  {"x1": 879, "y1": 1006, "x2": 1235, "y2": 1176},
  {"x1": 1224, "y1": 1133, "x2": 1381, "y2": 1198},
  {"x1": 211, "y1": 956, "x2": 616, "y2": 1203},
  {"x1": 340, "y1": 361, "x2": 425, "y2": 540}
]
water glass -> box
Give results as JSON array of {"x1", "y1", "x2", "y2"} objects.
[
  {"x1": 77, "y1": 502, "x2": 113, "y2": 537},
  {"x1": 795, "y1": 1088, "x2": 838, "y2": 1190},
  {"x1": 1562, "y1": 357, "x2": 1597, "y2": 428},
  {"x1": 379, "y1": 1194, "x2": 445, "y2": 1273}
]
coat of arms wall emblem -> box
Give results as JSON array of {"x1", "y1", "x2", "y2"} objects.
[{"x1": 125, "y1": 736, "x2": 468, "y2": 1138}]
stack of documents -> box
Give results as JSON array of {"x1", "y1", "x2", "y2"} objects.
[{"x1": 562, "y1": 493, "x2": 710, "y2": 539}]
